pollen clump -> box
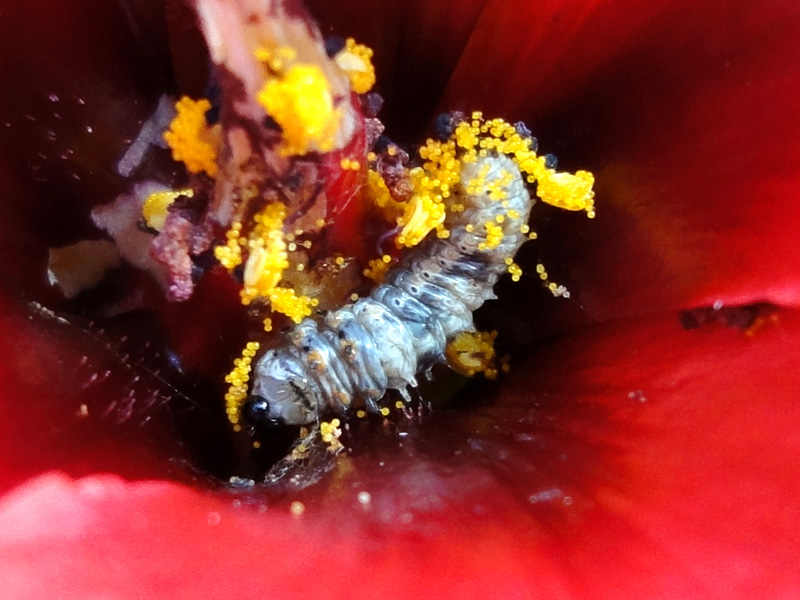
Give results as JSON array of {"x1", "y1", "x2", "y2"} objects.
[
  {"x1": 214, "y1": 201, "x2": 319, "y2": 323},
  {"x1": 240, "y1": 203, "x2": 290, "y2": 305},
  {"x1": 536, "y1": 170, "x2": 596, "y2": 217},
  {"x1": 363, "y1": 254, "x2": 393, "y2": 283},
  {"x1": 365, "y1": 113, "x2": 596, "y2": 251},
  {"x1": 214, "y1": 222, "x2": 244, "y2": 271},
  {"x1": 141, "y1": 188, "x2": 194, "y2": 231},
  {"x1": 446, "y1": 330, "x2": 501, "y2": 379},
  {"x1": 267, "y1": 287, "x2": 319, "y2": 324},
  {"x1": 479, "y1": 221, "x2": 504, "y2": 251},
  {"x1": 367, "y1": 170, "x2": 405, "y2": 222},
  {"x1": 256, "y1": 64, "x2": 339, "y2": 156},
  {"x1": 334, "y1": 38, "x2": 376, "y2": 94},
  {"x1": 225, "y1": 341, "x2": 260, "y2": 427},
  {"x1": 320, "y1": 418, "x2": 344, "y2": 453},
  {"x1": 392, "y1": 136, "x2": 466, "y2": 247},
  {"x1": 163, "y1": 97, "x2": 219, "y2": 177}
]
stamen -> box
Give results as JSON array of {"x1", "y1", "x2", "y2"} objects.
[
  {"x1": 333, "y1": 38, "x2": 377, "y2": 94},
  {"x1": 256, "y1": 64, "x2": 340, "y2": 156}
]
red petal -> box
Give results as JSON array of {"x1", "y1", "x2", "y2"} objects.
[
  {"x1": 440, "y1": 0, "x2": 800, "y2": 318},
  {"x1": 2, "y1": 308, "x2": 799, "y2": 597},
  {"x1": 2, "y1": 2, "x2": 799, "y2": 597},
  {"x1": 0, "y1": 291, "x2": 195, "y2": 493},
  {"x1": 306, "y1": 0, "x2": 489, "y2": 137}
]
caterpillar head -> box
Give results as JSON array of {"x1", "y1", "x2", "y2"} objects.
[{"x1": 244, "y1": 349, "x2": 318, "y2": 427}]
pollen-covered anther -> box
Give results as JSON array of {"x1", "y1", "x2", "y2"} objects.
[
  {"x1": 141, "y1": 188, "x2": 194, "y2": 231},
  {"x1": 163, "y1": 97, "x2": 219, "y2": 177},
  {"x1": 256, "y1": 64, "x2": 340, "y2": 156},
  {"x1": 242, "y1": 243, "x2": 289, "y2": 305},
  {"x1": 224, "y1": 341, "x2": 261, "y2": 426},
  {"x1": 446, "y1": 330, "x2": 501, "y2": 379},
  {"x1": 239, "y1": 203, "x2": 289, "y2": 305},
  {"x1": 334, "y1": 38, "x2": 376, "y2": 94},
  {"x1": 536, "y1": 169, "x2": 596, "y2": 217},
  {"x1": 395, "y1": 192, "x2": 447, "y2": 248}
]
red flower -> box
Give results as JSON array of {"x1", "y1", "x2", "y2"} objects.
[{"x1": 1, "y1": 0, "x2": 799, "y2": 597}]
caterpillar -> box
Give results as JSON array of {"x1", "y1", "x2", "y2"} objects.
[{"x1": 241, "y1": 114, "x2": 595, "y2": 427}]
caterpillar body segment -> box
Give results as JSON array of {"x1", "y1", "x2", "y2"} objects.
[{"x1": 248, "y1": 154, "x2": 535, "y2": 425}]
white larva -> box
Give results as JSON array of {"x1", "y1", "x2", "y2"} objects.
[{"x1": 243, "y1": 153, "x2": 534, "y2": 426}]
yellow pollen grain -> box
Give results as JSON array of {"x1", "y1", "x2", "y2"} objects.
[
  {"x1": 340, "y1": 158, "x2": 361, "y2": 171},
  {"x1": 256, "y1": 64, "x2": 339, "y2": 156},
  {"x1": 224, "y1": 341, "x2": 260, "y2": 425},
  {"x1": 367, "y1": 169, "x2": 405, "y2": 223},
  {"x1": 163, "y1": 97, "x2": 219, "y2": 177},
  {"x1": 480, "y1": 221, "x2": 504, "y2": 250},
  {"x1": 320, "y1": 418, "x2": 344, "y2": 452},
  {"x1": 363, "y1": 256, "x2": 392, "y2": 283},
  {"x1": 380, "y1": 407, "x2": 390, "y2": 417}
]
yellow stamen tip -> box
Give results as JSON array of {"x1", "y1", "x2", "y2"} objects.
[
  {"x1": 141, "y1": 188, "x2": 194, "y2": 231},
  {"x1": 256, "y1": 64, "x2": 339, "y2": 156}
]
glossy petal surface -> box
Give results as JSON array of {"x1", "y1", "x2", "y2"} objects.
[
  {"x1": 2, "y1": 309, "x2": 799, "y2": 598},
  {"x1": 440, "y1": 0, "x2": 800, "y2": 318}
]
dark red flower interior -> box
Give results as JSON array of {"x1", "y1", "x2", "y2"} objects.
[{"x1": 1, "y1": 0, "x2": 799, "y2": 596}]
